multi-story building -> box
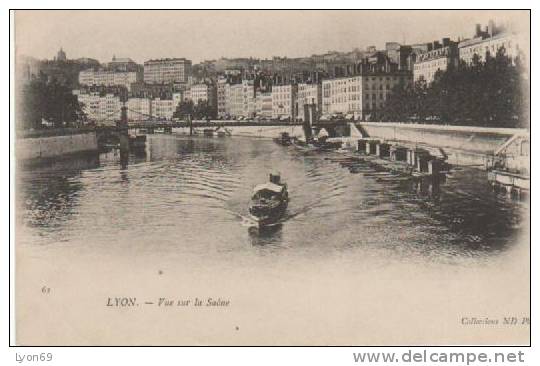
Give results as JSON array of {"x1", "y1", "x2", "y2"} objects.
[
  {"x1": 322, "y1": 77, "x2": 357, "y2": 116},
  {"x1": 458, "y1": 21, "x2": 522, "y2": 65},
  {"x1": 228, "y1": 80, "x2": 255, "y2": 118},
  {"x1": 189, "y1": 83, "x2": 217, "y2": 107},
  {"x1": 296, "y1": 83, "x2": 322, "y2": 120},
  {"x1": 129, "y1": 81, "x2": 188, "y2": 100},
  {"x1": 229, "y1": 83, "x2": 244, "y2": 118},
  {"x1": 107, "y1": 56, "x2": 139, "y2": 72},
  {"x1": 79, "y1": 69, "x2": 140, "y2": 91},
  {"x1": 413, "y1": 38, "x2": 459, "y2": 84},
  {"x1": 127, "y1": 97, "x2": 151, "y2": 122},
  {"x1": 242, "y1": 80, "x2": 256, "y2": 118},
  {"x1": 272, "y1": 84, "x2": 297, "y2": 120},
  {"x1": 151, "y1": 98, "x2": 175, "y2": 120},
  {"x1": 255, "y1": 91, "x2": 273, "y2": 119},
  {"x1": 322, "y1": 72, "x2": 412, "y2": 120},
  {"x1": 217, "y1": 78, "x2": 231, "y2": 118},
  {"x1": 75, "y1": 92, "x2": 121, "y2": 123},
  {"x1": 143, "y1": 58, "x2": 192, "y2": 84}
]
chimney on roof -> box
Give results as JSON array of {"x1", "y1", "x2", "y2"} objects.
[
  {"x1": 442, "y1": 38, "x2": 450, "y2": 47},
  {"x1": 475, "y1": 24, "x2": 482, "y2": 37},
  {"x1": 433, "y1": 41, "x2": 441, "y2": 49},
  {"x1": 427, "y1": 43, "x2": 433, "y2": 52}
]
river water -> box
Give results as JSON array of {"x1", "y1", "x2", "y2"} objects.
[{"x1": 16, "y1": 134, "x2": 530, "y2": 345}]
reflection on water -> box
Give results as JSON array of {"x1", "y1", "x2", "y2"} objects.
[
  {"x1": 17, "y1": 134, "x2": 529, "y2": 266},
  {"x1": 248, "y1": 224, "x2": 284, "y2": 246}
]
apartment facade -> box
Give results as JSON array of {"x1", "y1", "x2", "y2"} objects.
[
  {"x1": 151, "y1": 98, "x2": 175, "y2": 120},
  {"x1": 413, "y1": 39, "x2": 459, "y2": 84},
  {"x1": 296, "y1": 83, "x2": 322, "y2": 120},
  {"x1": 217, "y1": 78, "x2": 230, "y2": 118},
  {"x1": 322, "y1": 76, "x2": 360, "y2": 116},
  {"x1": 255, "y1": 91, "x2": 273, "y2": 118},
  {"x1": 228, "y1": 80, "x2": 255, "y2": 118},
  {"x1": 272, "y1": 84, "x2": 297, "y2": 120},
  {"x1": 189, "y1": 83, "x2": 217, "y2": 107},
  {"x1": 76, "y1": 92, "x2": 121, "y2": 123},
  {"x1": 143, "y1": 58, "x2": 192, "y2": 84},
  {"x1": 229, "y1": 83, "x2": 244, "y2": 117},
  {"x1": 457, "y1": 21, "x2": 524, "y2": 67},
  {"x1": 78, "y1": 69, "x2": 140, "y2": 91},
  {"x1": 322, "y1": 72, "x2": 412, "y2": 120},
  {"x1": 459, "y1": 33, "x2": 520, "y2": 65}
]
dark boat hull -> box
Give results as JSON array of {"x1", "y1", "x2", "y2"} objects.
[
  {"x1": 273, "y1": 138, "x2": 291, "y2": 146},
  {"x1": 248, "y1": 200, "x2": 288, "y2": 228}
]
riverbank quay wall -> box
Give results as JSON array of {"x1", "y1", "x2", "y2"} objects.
[
  {"x1": 173, "y1": 125, "x2": 307, "y2": 139},
  {"x1": 16, "y1": 129, "x2": 98, "y2": 161},
  {"x1": 357, "y1": 122, "x2": 529, "y2": 168}
]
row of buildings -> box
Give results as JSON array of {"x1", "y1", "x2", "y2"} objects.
[
  {"x1": 413, "y1": 21, "x2": 522, "y2": 84},
  {"x1": 74, "y1": 57, "x2": 195, "y2": 123},
  {"x1": 69, "y1": 20, "x2": 523, "y2": 123},
  {"x1": 73, "y1": 83, "x2": 215, "y2": 123},
  {"x1": 215, "y1": 80, "x2": 319, "y2": 120},
  {"x1": 78, "y1": 57, "x2": 191, "y2": 88},
  {"x1": 74, "y1": 91, "x2": 179, "y2": 122},
  {"x1": 215, "y1": 68, "x2": 410, "y2": 121}
]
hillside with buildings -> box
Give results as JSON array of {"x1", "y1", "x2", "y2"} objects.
[{"x1": 16, "y1": 20, "x2": 527, "y2": 128}]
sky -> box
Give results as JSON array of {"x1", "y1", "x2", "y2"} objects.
[{"x1": 14, "y1": 10, "x2": 529, "y2": 64}]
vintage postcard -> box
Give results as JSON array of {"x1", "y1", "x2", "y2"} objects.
[{"x1": 13, "y1": 10, "x2": 530, "y2": 346}]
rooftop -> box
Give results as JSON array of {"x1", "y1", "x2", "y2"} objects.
[
  {"x1": 458, "y1": 32, "x2": 515, "y2": 48},
  {"x1": 110, "y1": 57, "x2": 135, "y2": 63},
  {"x1": 144, "y1": 58, "x2": 191, "y2": 63}
]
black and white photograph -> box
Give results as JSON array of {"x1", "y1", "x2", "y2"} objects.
[{"x1": 11, "y1": 9, "x2": 530, "y2": 347}]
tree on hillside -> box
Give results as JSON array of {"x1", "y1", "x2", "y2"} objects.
[
  {"x1": 193, "y1": 100, "x2": 217, "y2": 120},
  {"x1": 173, "y1": 99, "x2": 216, "y2": 120},
  {"x1": 20, "y1": 73, "x2": 84, "y2": 129},
  {"x1": 173, "y1": 99, "x2": 194, "y2": 120},
  {"x1": 379, "y1": 49, "x2": 527, "y2": 128}
]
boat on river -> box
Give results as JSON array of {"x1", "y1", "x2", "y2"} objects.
[
  {"x1": 216, "y1": 126, "x2": 232, "y2": 137},
  {"x1": 248, "y1": 173, "x2": 288, "y2": 228},
  {"x1": 273, "y1": 132, "x2": 292, "y2": 146},
  {"x1": 291, "y1": 136, "x2": 341, "y2": 152}
]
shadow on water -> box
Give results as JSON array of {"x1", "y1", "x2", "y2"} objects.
[
  {"x1": 392, "y1": 169, "x2": 524, "y2": 252},
  {"x1": 120, "y1": 150, "x2": 129, "y2": 170},
  {"x1": 18, "y1": 153, "x2": 101, "y2": 229},
  {"x1": 321, "y1": 151, "x2": 527, "y2": 256},
  {"x1": 18, "y1": 135, "x2": 528, "y2": 261},
  {"x1": 19, "y1": 152, "x2": 100, "y2": 173}
]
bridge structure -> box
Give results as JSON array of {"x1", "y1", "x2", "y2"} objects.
[
  {"x1": 93, "y1": 103, "x2": 351, "y2": 147},
  {"x1": 95, "y1": 118, "x2": 351, "y2": 130},
  {"x1": 93, "y1": 104, "x2": 353, "y2": 155}
]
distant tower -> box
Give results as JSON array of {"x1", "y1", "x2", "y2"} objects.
[{"x1": 56, "y1": 47, "x2": 67, "y2": 62}]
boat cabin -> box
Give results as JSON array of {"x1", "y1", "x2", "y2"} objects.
[
  {"x1": 252, "y1": 182, "x2": 286, "y2": 199},
  {"x1": 252, "y1": 173, "x2": 287, "y2": 202}
]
